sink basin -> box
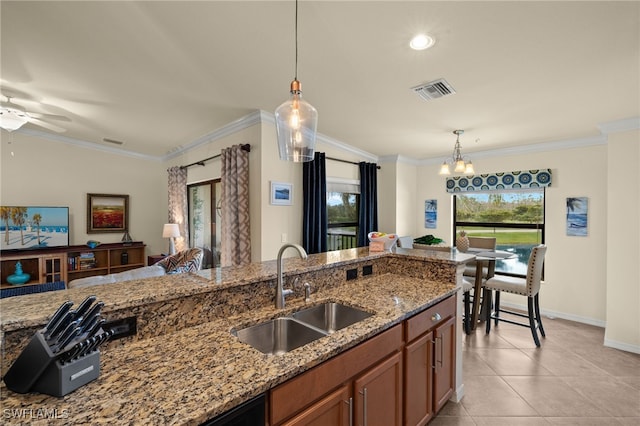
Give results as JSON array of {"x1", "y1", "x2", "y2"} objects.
[
  {"x1": 233, "y1": 317, "x2": 326, "y2": 355},
  {"x1": 292, "y1": 302, "x2": 373, "y2": 334}
]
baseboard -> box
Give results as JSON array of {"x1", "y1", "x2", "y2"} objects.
[
  {"x1": 603, "y1": 338, "x2": 640, "y2": 354},
  {"x1": 452, "y1": 383, "x2": 465, "y2": 403},
  {"x1": 498, "y1": 301, "x2": 606, "y2": 328}
]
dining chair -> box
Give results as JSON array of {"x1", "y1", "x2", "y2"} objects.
[
  {"x1": 463, "y1": 236, "x2": 497, "y2": 279},
  {"x1": 484, "y1": 245, "x2": 547, "y2": 347}
]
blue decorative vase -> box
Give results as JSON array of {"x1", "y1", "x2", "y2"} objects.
[{"x1": 7, "y1": 262, "x2": 31, "y2": 285}]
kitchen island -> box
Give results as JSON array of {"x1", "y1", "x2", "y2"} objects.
[{"x1": 0, "y1": 247, "x2": 473, "y2": 425}]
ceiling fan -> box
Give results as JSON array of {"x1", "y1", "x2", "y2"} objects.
[{"x1": 0, "y1": 96, "x2": 67, "y2": 133}]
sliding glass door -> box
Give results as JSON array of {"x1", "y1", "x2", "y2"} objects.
[{"x1": 187, "y1": 179, "x2": 221, "y2": 268}]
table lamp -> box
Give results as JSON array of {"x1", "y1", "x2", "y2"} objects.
[{"x1": 162, "y1": 223, "x2": 180, "y2": 255}]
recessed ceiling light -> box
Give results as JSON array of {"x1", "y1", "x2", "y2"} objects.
[{"x1": 409, "y1": 34, "x2": 435, "y2": 51}]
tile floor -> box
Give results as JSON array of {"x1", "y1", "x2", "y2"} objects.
[{"x1": 433, "y1": 314, "x2": 640, "y2": 425}]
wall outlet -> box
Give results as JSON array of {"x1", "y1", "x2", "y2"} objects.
[
  {"x1": 281, "y1": 233, "x2": 287, "y2": 243},
  {"x1": 103, "y1": 317, "x2": 137, "y2": 340},
  {"x1": 346, "y1": 268, "x2": 358, "y2": 280},
  {"x1": 362, "y1": 265, "x2": 373, "y2": 276}
]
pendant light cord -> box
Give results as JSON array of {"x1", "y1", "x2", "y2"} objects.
[{"x1": 294, "y1": 0, "x2": 298, "y2": 81}]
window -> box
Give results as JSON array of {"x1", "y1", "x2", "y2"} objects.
[
  {"x1": 454, "y1": 190, "x2": 545, "y2": 277},
  {"x1": 326, "y1": 178, "x2": 360, "y2": 251}
]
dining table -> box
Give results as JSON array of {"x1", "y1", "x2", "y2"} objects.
[{"x1": 467, "y1": 248, "x2": 517, "y2": 330}]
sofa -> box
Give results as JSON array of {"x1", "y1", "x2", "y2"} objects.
[{"x1": 68, "y1": 248, "x2": 204, "y2": 289}]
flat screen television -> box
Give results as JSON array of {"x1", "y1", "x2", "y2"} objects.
[{"x1": 1, "y1": 206, "x2": 70, "y2": 251}]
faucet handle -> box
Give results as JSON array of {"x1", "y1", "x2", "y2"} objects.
[{"x1": 303, "y1": 282, "x2": 312, "y2": 302}]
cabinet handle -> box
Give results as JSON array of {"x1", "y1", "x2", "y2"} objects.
[
  {"x1": 359, "y1": 388, "x2": 368, "y2": 426},
  {"x1": 344, "y1": 397, "x2": 353, "y2": 426},
  {"x1": 432, "y1": 312, "x2": 442, "y2": 321},
  {"x1": 435, "y1": 335, "x2": 443, "y2": 367}
]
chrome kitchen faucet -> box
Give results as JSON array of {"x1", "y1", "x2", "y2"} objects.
[{"x1": 276, "y1": 243, "x2": 308, "y2": 309}]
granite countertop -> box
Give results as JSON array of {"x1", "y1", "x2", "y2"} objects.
[
  {"x1": 0, "y1": 272, "x2": 458, "y2": 425},
  {"x1": 0, "y1": 247, "x2": 472, "y2": 332}
]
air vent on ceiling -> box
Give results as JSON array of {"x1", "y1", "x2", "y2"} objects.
[
  {"x1": 102, "y1": 137, "x2": 124, "y2": 145},
  {"x1": 411, "y1": 78, "x2": 456, "y2": 101}
]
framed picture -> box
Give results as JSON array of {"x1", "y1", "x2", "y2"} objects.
[
  {"x1": 270, "y1": 182, "x2": 293, "y2": 206},
  {"x1": 425, "y1": 199, "x2": 437, "y2": 229},
  {"x1": 566, "y1": 197, "x2": 588, "y2": 236},
  {"x1": 87, "y1": 193, "x2": 129, "y2": 233}
]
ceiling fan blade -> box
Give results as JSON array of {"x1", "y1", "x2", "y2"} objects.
[
  {"x1": 26, "y1": 111, "x2": 71, "y2": 122},
  {"x1": 27, "y1": 117, "x2": 66, "y2": 133}
]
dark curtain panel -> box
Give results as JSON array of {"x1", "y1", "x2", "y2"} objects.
[
  {"x1": 357, "y1": 162, "x2": 379, "y2": 247},
  {"x1": 302, "y1": 152, "x2": 327, "y2": 254}
]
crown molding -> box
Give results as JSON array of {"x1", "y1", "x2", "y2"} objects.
[
  {"x1": 15, "y1": 114, "x2": 637, "y2": 165},
  {"x1": 597, "y1": 116, "x2": 640, "y2": 135},
  {"x1": 15, "y1": 128, "x2": 163, "y2": 162},
  {"x1": 162, "y1": 110, "x2": 265, "y2": 161}
]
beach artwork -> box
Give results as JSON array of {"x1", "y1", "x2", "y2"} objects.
[
  {"x1": 566, "y1": 197, "x2": 588, "y2": 236},
  {"x1": 270, "y1": 182, "x2": 293, "y2": 205},
  {"x1": 0, "y1": 206, "x2": 69, "y2": 250},
  {"x1": 425, "y1": 199, "x2": 437, "y2": 229}
]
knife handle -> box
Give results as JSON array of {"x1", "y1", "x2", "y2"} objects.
[
  {"x1": 74, "y1": 295, "x2": 97, "y2": 319},
  {"x1": 44, "y1": 301, "x2": 74, "y2": 335}
]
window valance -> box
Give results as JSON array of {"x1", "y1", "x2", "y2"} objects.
[{"x1": 445, "y1": 169, "x2": 552, "y2": 193}]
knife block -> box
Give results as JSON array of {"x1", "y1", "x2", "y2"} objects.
[{"x1": 3, "y1": 328, "x2": 101, "y2": 397}]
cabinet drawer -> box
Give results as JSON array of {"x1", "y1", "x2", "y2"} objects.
[{"x1": 405, "y1": 295, "x2": 456, "y2": 342}]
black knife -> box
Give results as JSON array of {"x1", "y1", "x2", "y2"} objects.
[
  {"x1": 52, "y1": 319, "x2": 81, "y2": 352},
  {"x1": 79, "y1": 314, "x2": 100, "y2": 335},
  {"x1": 85, "y1": 318, "x2": 105, "y2": 338},
  {"x1": 55, "y1": 326, "x2": 82, "y2": 353},
  {"x1": 74, "y1": 295, "x2": 97, "y2": 320},
  {"x1": 43, "y1": 301, "x2": 73, "y2": 336},
  {"x1": 78, "y1": 301, "x2": 104, "y2": 331},
  {"x1": 45, "y1": 309, "x2": 76, "y2": 344}
]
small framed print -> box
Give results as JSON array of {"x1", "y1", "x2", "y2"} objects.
[
  {"x1": 270, "y1": 182, "x2": 293, "y2": 206},
  {"x1": 87, "y1": 193, "x2": 129, "y2": 233}
]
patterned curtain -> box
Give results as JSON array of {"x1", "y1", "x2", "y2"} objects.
[
  {"x1": 446, "y1": 169, "x2": 552, "y2": 192},
  {"x1": 302, "y1": 152, "x2": 327, "y2": 254},
  {"x1": 167, "y1": 166, "x2": 189, "y2": 252},
  {"x1": 221, "y1": 145, "x2": 251, "y2": 266},
  {"x1": 357, "y1": 162, "x2": 379, "y2": 247}
]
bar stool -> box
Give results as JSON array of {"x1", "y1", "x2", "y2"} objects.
[{"x1": 484, "y1": 245, "x2": 547, "y2": 347}]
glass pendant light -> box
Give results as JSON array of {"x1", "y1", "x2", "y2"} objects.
[{"x1": 275, "y1": 0, "x2": 318, "y2": 162}]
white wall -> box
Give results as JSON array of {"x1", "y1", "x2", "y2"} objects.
[
  {"x1": 416, "y1": 143, "x2": 610, "y2": 327},
  {"x1": 0, "y1": 130, "x2": 167, "y2": 256},
  {"x1": 605, "y1": 129, "x2": 640, "y2": 351}
]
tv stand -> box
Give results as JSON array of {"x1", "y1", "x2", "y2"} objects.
[{"x1": 1, "y1": 242, "x2": 146, "y2": 291}]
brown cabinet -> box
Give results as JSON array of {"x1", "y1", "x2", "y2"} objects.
[
  {"x1": 270, "y1": 324, "x2": 403, "y2": 426},
  {"x1": 0, "y1": 252, "x2": 67, "y2": 289},
  {"x1": 66, "y1": 242, "x2": 145, "y2": 281},
  {"x1": 281, "y1": 385, "x2": 351, "y2": 426},
  {"x1": 404, "y1": 295, "x2": 456, "y2": 426},
  {"x1": 270, "y1": 294, "x2": 457, "y2": 426},
  {"x1": 354, "y1": 351, "x2": 403, "y2": 426}
]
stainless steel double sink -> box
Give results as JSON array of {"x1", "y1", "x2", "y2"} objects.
[{"x1": 232, "y1": 302, "x2": 373, "y2": 355}]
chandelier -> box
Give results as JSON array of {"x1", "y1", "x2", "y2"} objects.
[
  {"x1": 274, "y1": 0, "x2": 318, "y2": 162},
  {"x1": 439, "y1": 130, "x2": 474, "y2": 175}
]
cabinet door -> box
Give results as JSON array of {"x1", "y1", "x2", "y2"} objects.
[
  {"x1": 280, "y1": 384, "x2": 351, "y2": 426},
  {"x1": 354, "y1": 351, "x2": 402, "y2": 426},
  {"x1": 41, "y1": 255, "x2": 65, "y2": 283},
  {"x1": 403, "y1": 331, "x2": 434, "y2": 426},
  {"x1": 433, "y1": 315, "x2": 456, "y2": 413}
]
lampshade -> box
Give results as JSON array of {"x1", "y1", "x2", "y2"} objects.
[
  {"x1": 274, "y1": 0, "x2": 318, "y2": 162},
  {"x1": 275, "y1": 80, "x2": 318, "y2": 162},
  {"x1": 0, "y1": 108, "x2": 28, "y2": 132},
  {"x1": 162, "y1": 223, "x2": 180, "y2": 238},
  {"x1": 439, "y1": 129, "x2": 475, "y2": 176}
]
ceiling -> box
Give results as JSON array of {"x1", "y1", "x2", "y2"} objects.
[{"x1": 1, "y1": 1, "x2": 638, "y2": 161}]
